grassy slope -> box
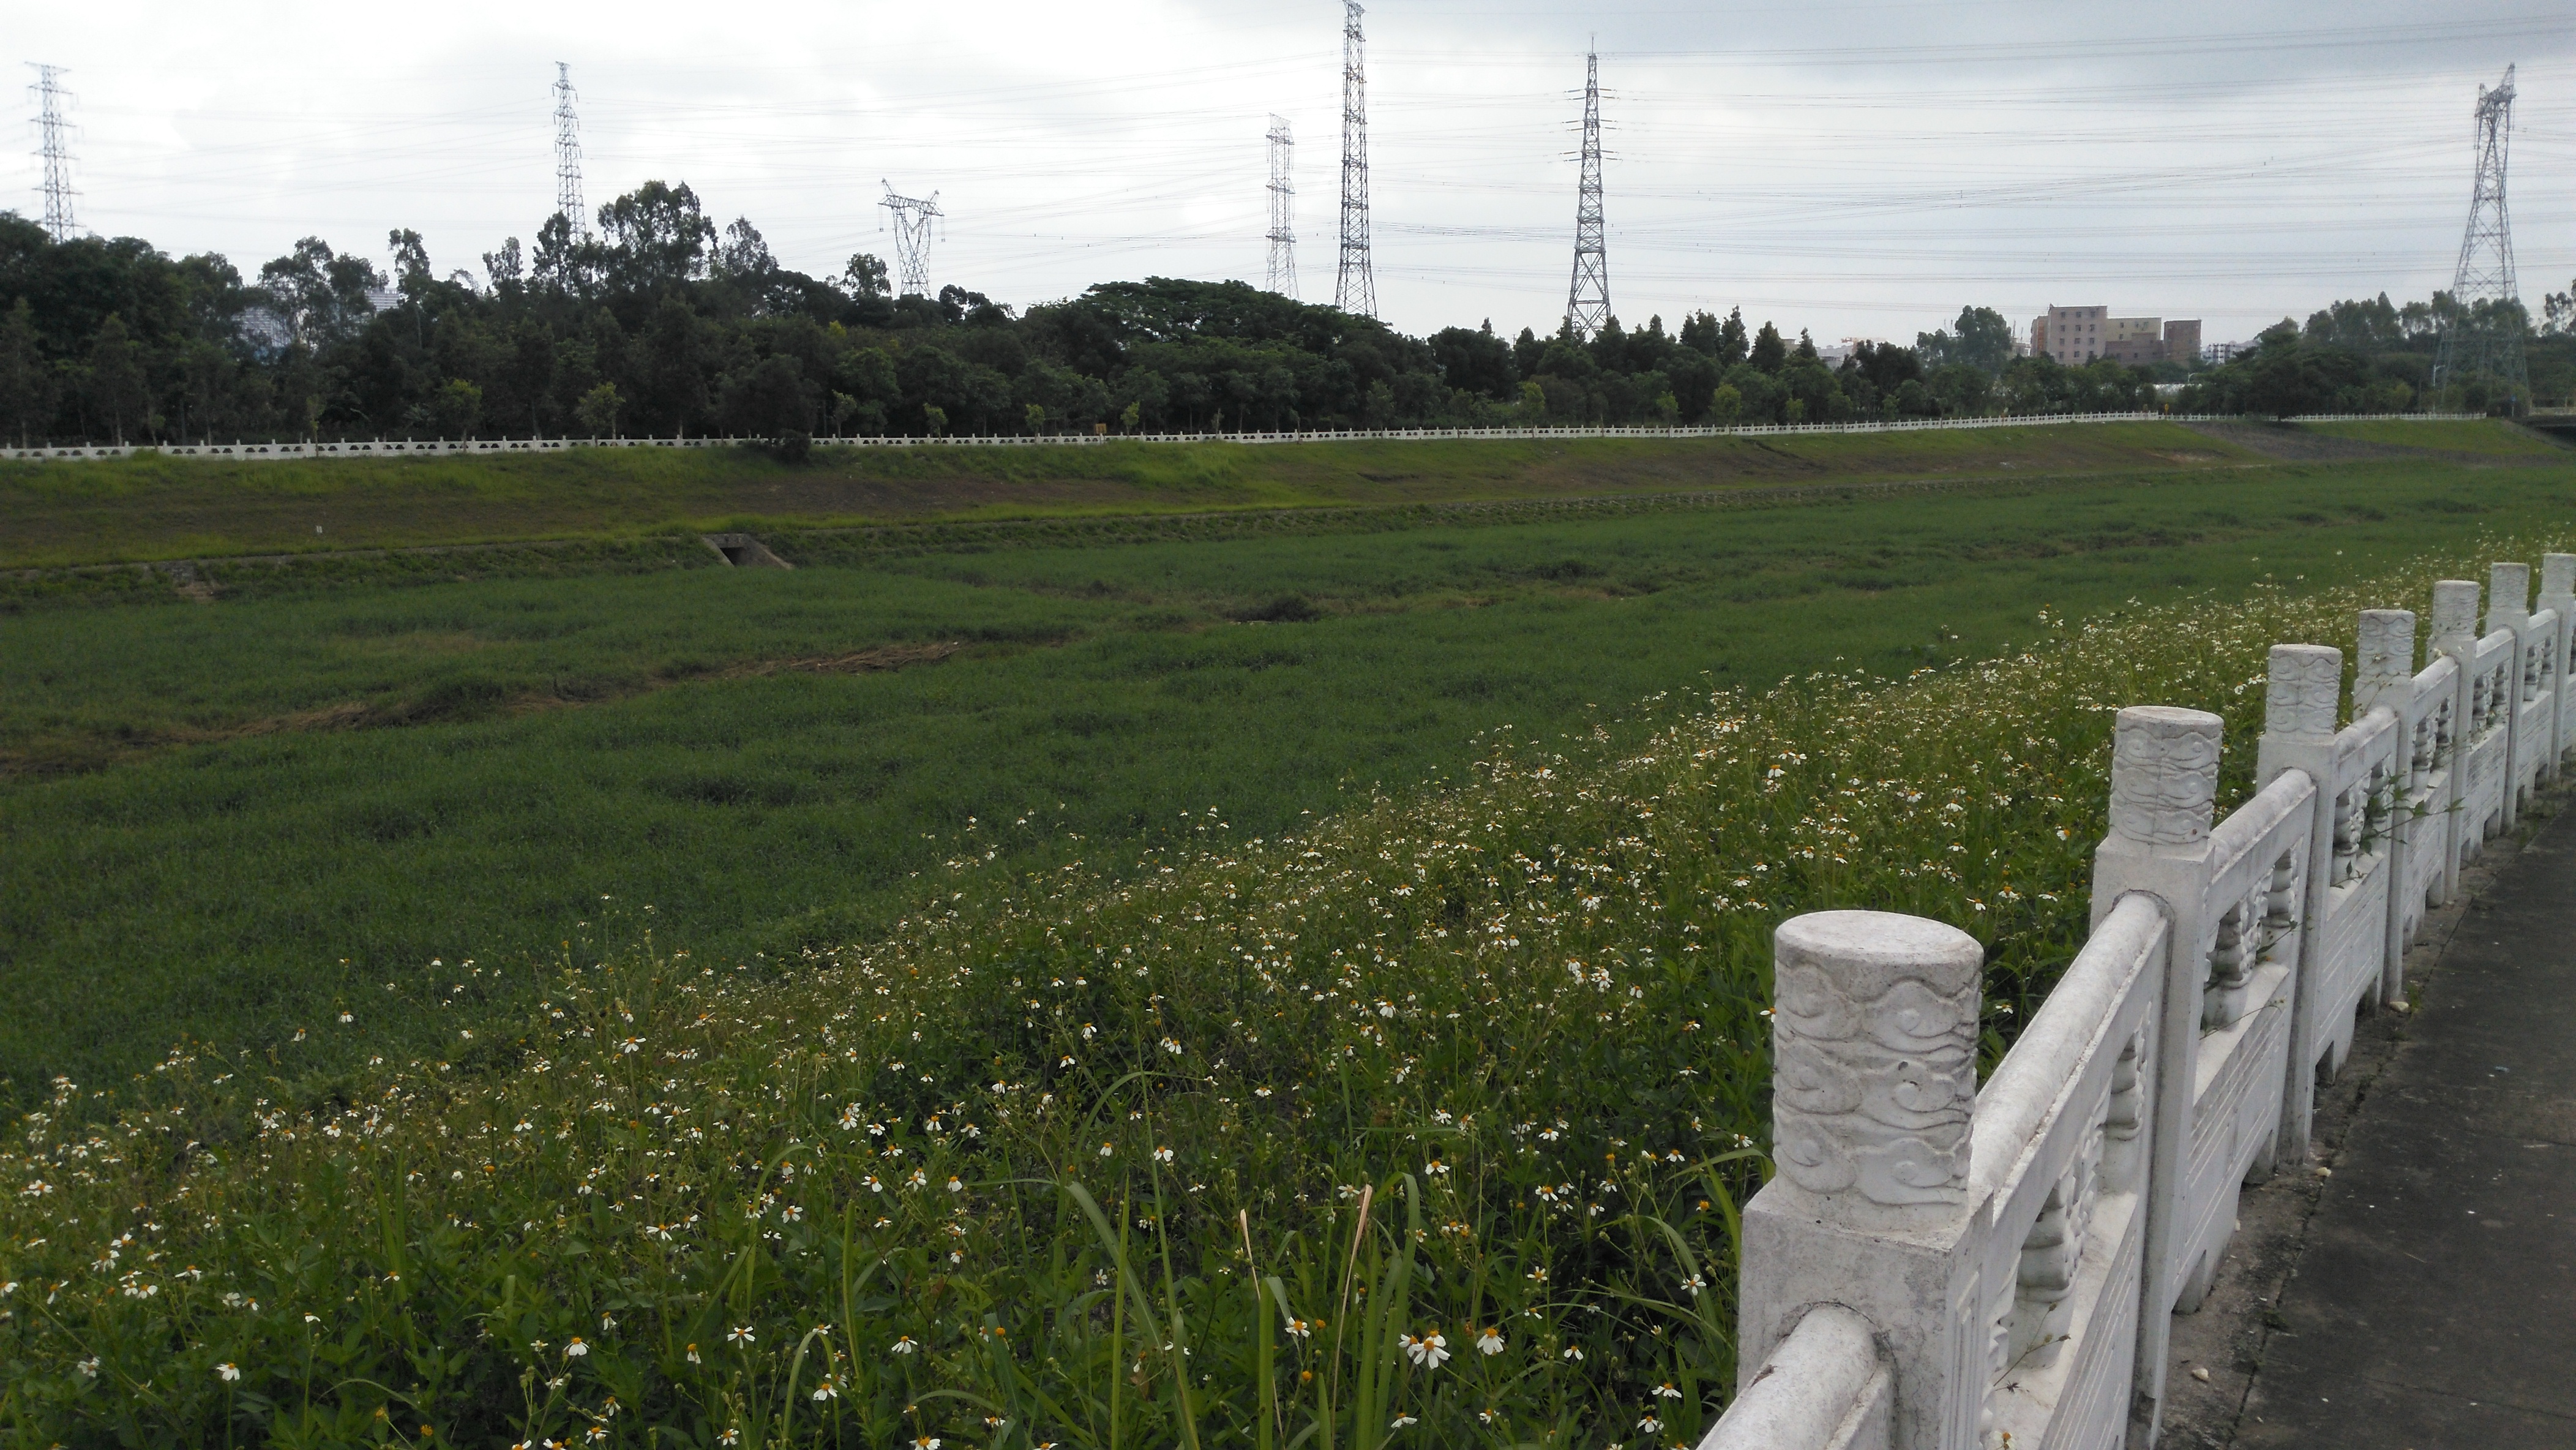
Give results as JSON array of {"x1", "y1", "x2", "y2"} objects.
[
  {"x1": 6, "y1": 452, "x2": 2574, "y2": 1100},
  {"x1": 2296, "y1": 418, "x2": 2570, "y2": 456},
  {"x1": 0, "y1": 421, "x2": 2273, "y2": 567}
]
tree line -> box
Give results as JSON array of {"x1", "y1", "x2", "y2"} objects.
[
  {"x1": 2178, "y1": 291, "x2": 2576, "y2": 419},
  {"x1": 4, "y1": 181, "x2": 2561, "y2": 449}
]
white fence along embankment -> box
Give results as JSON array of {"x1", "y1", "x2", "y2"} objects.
[
  {"x1": 1705, "y1": 554, "x2": 2576, "y2": 1450},
  {"x1": 0, "y1": 411, "x2": 2481, "y2": 464}
]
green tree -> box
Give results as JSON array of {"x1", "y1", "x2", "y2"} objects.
[
  {"x1": 0, "y1": 298, "x2": 53, "y2": 446},
  {"x1": 1915, "y1": 306, "x2": 2016, "y2": 375},
  {"x1": 1707, "y1": 382, "x2": 1743, "y2": 424},
  {"x1": 1748, "y1": 321, "x2": 1787, "y2": 372},
  {"x1": 574, "y1": 381, "x2": 622, "y2": 438},
  {"x1": 426, "y1": 378, "x2": 482, "y2": 437},
  {"x1": 84, "y1": 314, "x2": 151, "y2": 443}
]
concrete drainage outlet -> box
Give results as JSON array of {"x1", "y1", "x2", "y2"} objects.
[{"x1": 699, "y1": 533, "x2": 792, "y2": 569}]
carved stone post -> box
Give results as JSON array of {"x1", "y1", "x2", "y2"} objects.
[
  {"x1": 2254, "y1": 645, "x2": 2341, "y2": 1166},
  {"x1": 2430, "y1": 580, "x2": 2482, "y2": 900},
  {"x1": 2491, "y1": 563, "x2": 2534, "y2": 828},
  {"x1": 2355, "y1": 612, "x2": 2416, "y2": 1006},
  {"x1": 2089, "y1": 706, "x2": 2222, "y2": 1449},
  {"x1": 2541, "y1": 554, "x2": 2576, "y2": 777},
  {"x1": 1740, "y1": 910, "x2": 1986, "y2": 1450}
]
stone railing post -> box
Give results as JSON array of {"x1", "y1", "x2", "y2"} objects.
[
  {"x1": 2489, "y1": 562, "x2": 2534, "y2": 828},
  {"x1": 2087, "y1": 705, "x2": 2222, "y2": 1449},
  {"x1": 2429, "y1": 579, "x2": 2482, "y2": 899},
  {"x1": 1739, "y1": 910, "x2": 1985, "y2": 1450},
  {"x1": 2354, "y1": 611, "x2": 2417, "y2": 1005},
  {"x1": 2540, "y1": 554, "x2": 2576, "y2": 776},
  {"x1": 2255, "y1": 645, "x2": 2341, "y2": 1162}
]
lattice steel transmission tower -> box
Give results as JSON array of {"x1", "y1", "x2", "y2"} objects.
[
  {"x1": 1565, "y1": 47, "x2": 1611, "y2": 337},
  {"x1": 2432, "y1": 64, "x2": 2527, "y2": 410},
  {"x1": 880, "y1": 182, "x2": 943, "y2": 297},
  {"x1": 552, "y1": 63, "x2": 588, "y2": 241},
  {"x1": 28, "y1": 64, "x2": 77, "y2": 242},
  {"x1": 1266, "y1": 116, "x2": 1297, "y2": 298},
  {"x1": 1334, "y1": 1, "x2": 1374, "y2": 317}
]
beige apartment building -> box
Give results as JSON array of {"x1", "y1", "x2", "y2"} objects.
[{"x1": 2032, "y1": 306, "x2": 2201, "y2": 367}]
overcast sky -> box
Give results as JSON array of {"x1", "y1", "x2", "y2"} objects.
[{"x1": 12, "y1": 1, "x2": 2574, "y2": 347}]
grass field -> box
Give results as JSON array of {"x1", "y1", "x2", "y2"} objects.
[
  {"x1": 5, "y1": 525, "x2": 2559, "y2": 1448},
  {"x1": 6, "y1": 435, "x2": 2576, "y2": 1105},
  {"x1": 0, "y1": 421, "x2": 2292, "y2": 568},
  {"x1": 2298, "y1": 418, "x2": 2570, "y2": 456}
]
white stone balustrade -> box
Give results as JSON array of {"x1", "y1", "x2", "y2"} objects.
[{"x1": 1702, "y1": 561, "x2": 2570, "y2": 1450}]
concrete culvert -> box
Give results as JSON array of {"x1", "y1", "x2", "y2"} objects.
[{"x1": 699, "y1": 533, "x2": 793, "y2": 569}]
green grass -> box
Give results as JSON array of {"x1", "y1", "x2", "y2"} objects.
[
  {"x1": 3, "y1": 532, "x2": 2553, "y2": 1449},
  {"x1": 2296, "y1": 418, "x2": 2570, "y2": 456},
  {"x1": 6, "y1": 454, "x2": 2576, "y2": 1106},
  {"x1": 0, "y1": 421, "x2": 2287, "y2": 568}
]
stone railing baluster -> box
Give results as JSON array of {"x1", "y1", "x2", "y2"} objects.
[
  {"x1": 1737, "y1": 909, "x2": 1986, "y2": 1450},
  {"x1": 2087, "y1": 705, "x2": 2224, "y2": 1446}
]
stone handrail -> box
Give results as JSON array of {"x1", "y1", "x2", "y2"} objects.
[
  {"x1": 1702, "y1": 558, "x2": 2570, "y2": 1450},
  {"x1": 0, "y1": 411, "x2": 2483, "y2": 464}
]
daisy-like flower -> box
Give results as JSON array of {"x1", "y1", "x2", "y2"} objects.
[
  {"x1": 1098, "y1": 1142, "x2": 1115, "y2": 1157},
  {"x1": 1388, "y1": 1415, "x2": 1418, "y2": 1429},
  {"x1": 947, "y1": 1178, "x2": 964, "y2": 1193},
  {"x1": 811, "y1": 1379, "x2": 839, "y2": 1401},
  {"x1": 891, "y1": 1335, "x2": 919, "y2": 1355},
  {"x1": 1680, "y1": 1272, "x2": 1707, "y2": 1298},
  {"x1": 217, "y1": 1363, "x2": 241, "y2": 1382},
  {"x1": 1475, "y1": 1326, "x2": 1504, "y2": 1356},
  {"x1": 1284, "y1": 1317, "x2": 1313, "y2": 1340},
  {"x1": 686, "y1": 1343, "x2": 701, "y2": 1364},
  {"x1": 1654, "y1": 1381, "x2": 1683, "y2": 1399},
  {"x1": 913, "y1": 1438, "x2": 942, "y2": 1449},
  {"x1": 727, "y1": 1325, "x2": 755, "y2": 1346},
  {"x1": 1562, "y1": 1345, "x2": 1585, "y2": 1361},
  {"x1": 719, "y1": 1433, "x2": 740, "y2": 1448},
  {"x1": 1400, "y1": 1329, "x2": 1450, "y2": 1369},
  {"x1": 564, "y1": 1338, "x2": 588, "y2": 1358},
  {"x1": 1636, "y1": 1414, "x2": 1662, "y2": 1434},
  {"x1": 1153, "y1": 1146, "x2": 1174, "y2": 1164},
  {"x1": 586, "y1": 1428, "x2": 610, "y2": 1444},
  {"x1": 76, "y1": 1358, "x2": 100, "y2": 1378}
]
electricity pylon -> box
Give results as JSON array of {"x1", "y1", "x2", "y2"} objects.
[
  {"x1": 1335, "y1": 1, "x2": 1374, "y2": 318},
  {"x1": 553, "y1": 63, "x2": 588, "y2": 241},
  {"x1": 1565, "y1": 47, "x2": 1611, "y2": 337},
  {"x1": 1267, "y1": 116, "x2": 1297, "y2": 298},
  {"x1": 2431, "y1": 64, "x2": 2528, "y2": 412},
  {"x1": 880, "y1": 182, "x2": 943, "y2": 298},
  {"x1": 29, "y1": 64, "x2": 77, "y2": 242}
]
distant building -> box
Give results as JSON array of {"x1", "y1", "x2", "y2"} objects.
[
  {"x1": 2033, "y1": 305, "x2": 2108, "y2": 364},
  {"x1": 2035, "y1": 307, "x2": 2200, "y2": 366},
  {"x1": 1817, "y1": 336, "x2": 1884, "y2": 370},
  {"x1": 2162, "y1": 319, "x2": 2201, "y2": 367}
]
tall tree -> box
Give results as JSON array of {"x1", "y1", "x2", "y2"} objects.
[
  {"x1": 0, "y1": 298, "x2": 53, "y2": 445},
  {"x1": 83, "y1": 313, "x2": 151, "y2": 442}
]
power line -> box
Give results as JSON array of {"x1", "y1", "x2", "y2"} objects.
[
  {"x1": 2432, "y1": 64, "x2": 2528, "y2": 411},
  {"x1": 553, "y1": 62, "x2": 588, "y2": 241},
  {"x1": 880, "y1": 181, "x2": 944, "y2": 297},
  {"x1": 29, "y1": 64, "x2": 77, "y2": 242},
  {"x1": 1335, "y1": 0, "x2": 1375, "y2": 318},
  {"x1": 1565, "y1": 46, "x2": 1610, "y2": 337},
  {"x1": 1267, "y1": 115, "x2": 1297, "y2": 298}
]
